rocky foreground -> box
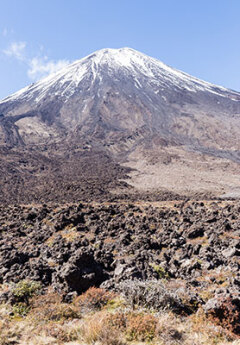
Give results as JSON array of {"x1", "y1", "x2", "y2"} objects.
[{"x1": 0, "y1": 199, "x2": 240, "y2": 338}]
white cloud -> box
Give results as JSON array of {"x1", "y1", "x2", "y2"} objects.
[
  {"x1": 3, "y1": 41, "x2": 70, "y2": 81},
  {"x1": 28, "y1": 56, "x2": 70, "y2": 81},
  {"x1": 3, "y1": 41, "x2": 26, "y2": 60}
]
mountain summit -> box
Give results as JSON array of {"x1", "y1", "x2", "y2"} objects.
[{"x1": 0, "y1": 48, "x2": 240, "y2": 202}]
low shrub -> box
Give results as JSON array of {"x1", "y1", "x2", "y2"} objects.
[
  {"x1": 150, "y1": 263, "x2": 170, "y2": 280},
  {"x1": 12, "y1": 280, "x2": 41, "y2": 305},
  {"x1": 75, "y1": 287, "x2": 116, "y2": 310},
  {"x1": 29, "y1": 292, "x2": 81, "y2": 321},
  {"x1": 41, "y1": 322, "x2": 79, "y2": 343},
  {"x1": 126, "y1": 313, "x2": 157, "y2": 341},
  {"x1": 206, "y1": 296, "x2": 240, "y2": 335},
  {"x1": 12, "y1": 302, "x2": 30, "y2": 317},
  {"x1": 106, "y1": 311, "x2": 127, "y2": 331},
  {"x1": 9, "y1": 280, "x2": 42, "y2": 317},
  {"x1": 117, "y1": 279, "x2": 192, "y2": 314}
]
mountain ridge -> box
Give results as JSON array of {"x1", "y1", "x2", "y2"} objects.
[{"x1": 1, "y1": 47, "x2": 240, "y2": 105}]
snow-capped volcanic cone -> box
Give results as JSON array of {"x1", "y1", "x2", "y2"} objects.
[{"x1": 0, "y1": 48, "x2": 240, "y2": 202}]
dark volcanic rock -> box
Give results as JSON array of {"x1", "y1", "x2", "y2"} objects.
[
  {"x1": 0, "y1": 200, "x2": 240, "y2": 300},
  {"x1": 53, "y1": 249, "x2": 107, "y2": 294}
]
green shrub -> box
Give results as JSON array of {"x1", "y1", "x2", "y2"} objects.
[
  {"x1": 11, "y1": 280, "x2": 41, "y2": 317},
  {"x1": 12, "y1": 280, "x2": 41, "y2": 304},
  {"x1": 150, "y1": 263, "x2": 170, "y2": 280},
  {"x1": 12, "y1": 302, "x2": 30, "y2": 317}
]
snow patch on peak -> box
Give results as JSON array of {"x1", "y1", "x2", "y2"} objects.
[{"x1": 1, "y1": 47, "x2": 239, "y2": 105}]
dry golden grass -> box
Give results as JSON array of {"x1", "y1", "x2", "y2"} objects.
[
  {"x1": 0, "y1": 286, "x2": 240, "y2": 345},
  {"x1": 126, "y1": 312, "x2": 157, "y2": 341},
  {"x1": 78, "y1": 311, "x2": 125, "y2": 345},
  {"x1": 28, "y1": 292, "x2": 81, "y2": 323}
]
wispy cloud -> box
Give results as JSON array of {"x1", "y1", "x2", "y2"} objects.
[
  {"x1": 3, "y1": 41, "x2": 70, "y2": 81},
  {"x1": 27, "y1": 56, "x2": 70, "y2": 81},
  {"x1": 3, "y1": 41, "x2": 26, "y2": 60}
]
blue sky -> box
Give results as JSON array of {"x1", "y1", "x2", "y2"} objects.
[{"x1": 0, "y1": 0, "x2": 240, "y2": 99}]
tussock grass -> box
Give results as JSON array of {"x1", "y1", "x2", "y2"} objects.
[{"x1": 0, "y1": 282, "x2": 239, "y2": 345}]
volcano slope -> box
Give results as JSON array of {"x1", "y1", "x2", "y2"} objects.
[{"x1": 0, "y1": 47, "x2": 240, "y2": 203}]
